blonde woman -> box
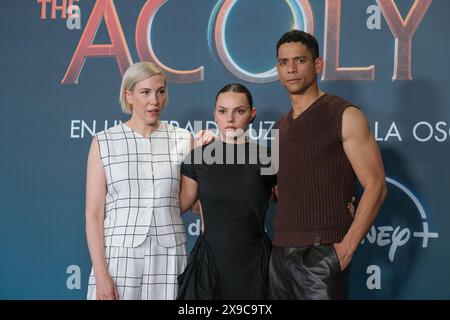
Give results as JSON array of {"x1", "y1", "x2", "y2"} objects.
[{"x1": 85, "y1": 62, "x2": 192, "y2": 300}]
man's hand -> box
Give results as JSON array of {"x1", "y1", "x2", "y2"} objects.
[{"x1": 333, "y1": 241, "x2": 354, "y2": 271}]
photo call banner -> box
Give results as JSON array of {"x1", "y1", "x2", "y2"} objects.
[{"x1": 1, "y1": 0, "x2": 449, "y2": 299}]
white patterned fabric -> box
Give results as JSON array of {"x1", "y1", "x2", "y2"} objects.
[
  {"x1": 87, "y1": 234, "x2": 187, "y2": 300},
  {"x1": 87, "y1": 122, "x2": 191, "y2": 300},
  {"x1": 96, "y1": 122, "x2": 191, "y2": 248}
]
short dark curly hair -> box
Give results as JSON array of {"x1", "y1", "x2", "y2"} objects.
[{"x1": 276, "y1": 30, "x2": 319, "y2": 60}]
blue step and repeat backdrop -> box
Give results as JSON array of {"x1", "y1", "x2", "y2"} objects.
[{"x1": 1, "y1": 0, "x2": 449, "y2": 299}]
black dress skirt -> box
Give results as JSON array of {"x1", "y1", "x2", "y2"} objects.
[{"x1": 177, "y1": 141, "x2": 276, "y2": 300}]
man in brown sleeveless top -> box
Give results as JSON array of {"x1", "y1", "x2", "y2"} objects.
[{"x1": 269, "y1": 30, "x2": 387, "y2": 300}]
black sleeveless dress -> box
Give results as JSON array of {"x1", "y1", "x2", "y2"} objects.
[{"x1": 177, "y1": 141, "x2": 276, "y2": 300}]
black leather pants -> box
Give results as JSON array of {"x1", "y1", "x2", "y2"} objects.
[{"x1": 269, "y1": 244, "x2": 350, "y2": 300}]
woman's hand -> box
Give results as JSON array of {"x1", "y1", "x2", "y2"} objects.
[
  {"x1": 95, "y1": 270, "x2": 120, "y2": 300},
  {"x1": 194, "y1": 130, "x2": 216, "y2": 147}
]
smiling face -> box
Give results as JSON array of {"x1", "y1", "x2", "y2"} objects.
[
  {"x1": 125, "y1": 74, "x2": 167, "y2": 126},
  {"x1": 214, "y1": 92, "x2": 256, "y2": 143},
  {"x1": 276, "y1": 42, "x2": 323, "y2": 95}
]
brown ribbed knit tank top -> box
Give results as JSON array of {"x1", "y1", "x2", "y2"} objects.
[{"x1": 273, "y1": 93, "x2": 356, "y2": 247}]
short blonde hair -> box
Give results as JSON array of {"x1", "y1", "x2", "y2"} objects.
[{"x1": 119, "y1": 61, "x2": 167, "y2": 114}]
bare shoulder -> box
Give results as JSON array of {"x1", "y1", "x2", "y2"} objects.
[
  {"x1": 91, "y1": 134, "x2": 99, "y2": 144},
  {"x1": 89, "y1": 135, "x2": 99, "y2": 150},
  {"x1": 87, "y1": 136, "x2": 101, "y2": 163},
  {"x1": 342, "y1": 106, "x2": 370, "y2": 140},
  {"x1": 343, "y1": 106, "x2": 367, "y2": 122}
]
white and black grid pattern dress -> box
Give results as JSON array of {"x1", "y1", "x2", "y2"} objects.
[{"x1": 87, "y1": 122, "x2": 191, "y2": 300}]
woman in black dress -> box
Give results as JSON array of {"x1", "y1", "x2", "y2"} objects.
[{"x1": 177, "y1": 84, "x2": 277, "y2": 300}]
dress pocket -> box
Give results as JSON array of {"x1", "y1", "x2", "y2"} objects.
[{"x1": 177, "y1": 234, "x2": 218, "y2": 300}]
